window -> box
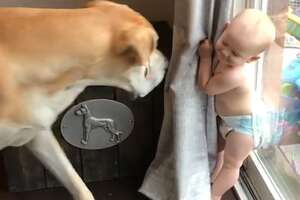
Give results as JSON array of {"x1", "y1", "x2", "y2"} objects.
[{"x1": 231, "y1": 0, "x2": 300, "y2": 199}]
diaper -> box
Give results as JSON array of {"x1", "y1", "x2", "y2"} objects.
[
  {"x1": 219, "y1": 115, "x2": 253, "y2": 137},
  {"x1": 219, "y1": 105, "x2": 286, "y2": 149}
]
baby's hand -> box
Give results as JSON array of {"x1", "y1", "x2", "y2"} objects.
[{"x1": 198, "y1": 39, "x2": 213, "y2": 59}]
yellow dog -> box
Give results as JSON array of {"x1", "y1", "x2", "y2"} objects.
[{"x1": 0, "y1": 1, "x2": 167, "y2": 199}]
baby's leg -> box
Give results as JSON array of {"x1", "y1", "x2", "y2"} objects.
[
  {"x1": 211, "y1": 132, "x2": 254, "y2": 200},
  {"x1": 211, "y1": 133, "x2": 225, "y2": 182},
  {"x1": 211, "y1": 116, "x2": 230, "y2": 182}
]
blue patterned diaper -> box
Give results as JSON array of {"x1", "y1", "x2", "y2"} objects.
[{"x1": 219, "y1": 108, "x2": 286, "y2": 149}]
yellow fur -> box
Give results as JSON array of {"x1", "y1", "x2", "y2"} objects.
[{"x1": 0, "y1": 0, "x2": 158, "y2": 123}]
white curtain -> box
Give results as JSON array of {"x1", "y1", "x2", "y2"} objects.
[{"x1": 140, "y1": 0, "x2": 233, "y2": 199}]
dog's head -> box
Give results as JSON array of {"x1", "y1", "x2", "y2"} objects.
[
  {"x1": 75, "y1": 105, "x2": 89, "y2": 116},
  {"x1": 110, "y1": 27, "x2": 167, "y2": 98},
  {"x1": 106, "y1": 3, "x2": 167, "y2": 97},
  {"x1": 88, "y1": 1, "x2": 167, "y2": 97},
  {"x1": 89, "y1": 0, "x2": 158, "y2": 69},
  {"x1": 108, "y1": 4, "x2": 167, "y2": 97},
  {"x1": 114, "y1": 27, "x2": 158, "y2": 71},
  {"x1": 124, "y1": 50, "x2": 168, "y2": 98}
]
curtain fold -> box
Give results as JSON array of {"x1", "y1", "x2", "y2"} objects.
[{"x1": 140, "y1": 1, "x2": 233, "y2": 199}]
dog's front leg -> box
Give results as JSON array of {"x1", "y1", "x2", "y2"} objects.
[
  {"x1": 81, "y1": 123, "x2": 91, "y2": 145},
  {"x1": 25, "y1": 129, "x2": 94, "y2": 200}
]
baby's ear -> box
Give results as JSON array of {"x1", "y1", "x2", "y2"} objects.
[{"x1": 246, "y1": 56, "x2": 260, "y2": 63}]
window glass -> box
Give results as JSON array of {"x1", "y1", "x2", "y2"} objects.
[{"x1": 254, "y1": 0, "x2": 300, "y2": 198}]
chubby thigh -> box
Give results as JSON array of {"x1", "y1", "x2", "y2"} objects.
[{"x1": 224, "y1": 132, "x2": 254, "y2": 168}]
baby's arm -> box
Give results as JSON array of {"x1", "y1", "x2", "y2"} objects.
[{"x1": 198, "y1": 39, "x2": 213, "y2": 93}]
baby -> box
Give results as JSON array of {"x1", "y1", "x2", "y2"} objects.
[{"x1": 197, "y1": 9, "x2": 277, "y2": 200}]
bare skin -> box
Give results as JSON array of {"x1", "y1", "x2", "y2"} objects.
[{"x1": 197, "y1": 9, "x2": 276, "y2": 200}]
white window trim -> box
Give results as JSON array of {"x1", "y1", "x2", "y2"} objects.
[{"x1": 238, "y1": 152, "x2": 286, "y2": 200}]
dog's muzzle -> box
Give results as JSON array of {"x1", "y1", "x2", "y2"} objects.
[{"x1": 129, "y1": 50, "x2": 168, "y2": 98}]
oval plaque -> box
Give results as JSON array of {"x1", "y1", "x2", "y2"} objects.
[{"x1": 61, "y1": 99, "x2": 134, "y2": 150}]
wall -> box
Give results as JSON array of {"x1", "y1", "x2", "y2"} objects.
[{"x1": 0, "y1": 0, "x2": 174, "y2": 24}]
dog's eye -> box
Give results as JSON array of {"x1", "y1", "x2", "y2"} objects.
[{"x1": 144, "y1": 67, "x2": 148, "y2": 78}]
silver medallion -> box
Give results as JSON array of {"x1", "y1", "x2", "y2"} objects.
[{"x1": 61, "y1": 99, "x2": 134, "y2": 150}]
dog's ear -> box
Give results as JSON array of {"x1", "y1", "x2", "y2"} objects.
[
  {"x1": 82, "y1": 104, "x2": 89, "y2": 111},
  {"x1": 115, "y1": 28, "x2": 158, "y2": 66},
  {"x1": 118, "y1": 44, "x2": 140, "y2": 65}
]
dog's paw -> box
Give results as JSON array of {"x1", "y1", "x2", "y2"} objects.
[
  {"x1": 75, "y1": 191, "x2": 95, "y2": 200},
  {"x1": 81, "y1": 139, "x2": 88, "y2": 145}
]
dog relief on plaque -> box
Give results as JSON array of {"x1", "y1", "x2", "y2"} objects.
[{"x1": 61, "y1": 99, "x2": 134, "y2": 150}]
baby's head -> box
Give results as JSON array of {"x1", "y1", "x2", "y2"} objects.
[{"x1": 215, "y1": 9, "x2": 276, "y2": 66}]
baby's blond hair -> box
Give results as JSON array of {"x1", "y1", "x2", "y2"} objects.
[{"x1": 230, "y1": 9, "x2": 276, "y2": 54}]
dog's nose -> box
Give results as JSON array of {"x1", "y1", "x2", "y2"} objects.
[
  {"x1": 129, "y1": 93, "x2": 139, "y2": 100},
  {"x1": 143, "y1": 61, "x2": 151, "y2": 79}
]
